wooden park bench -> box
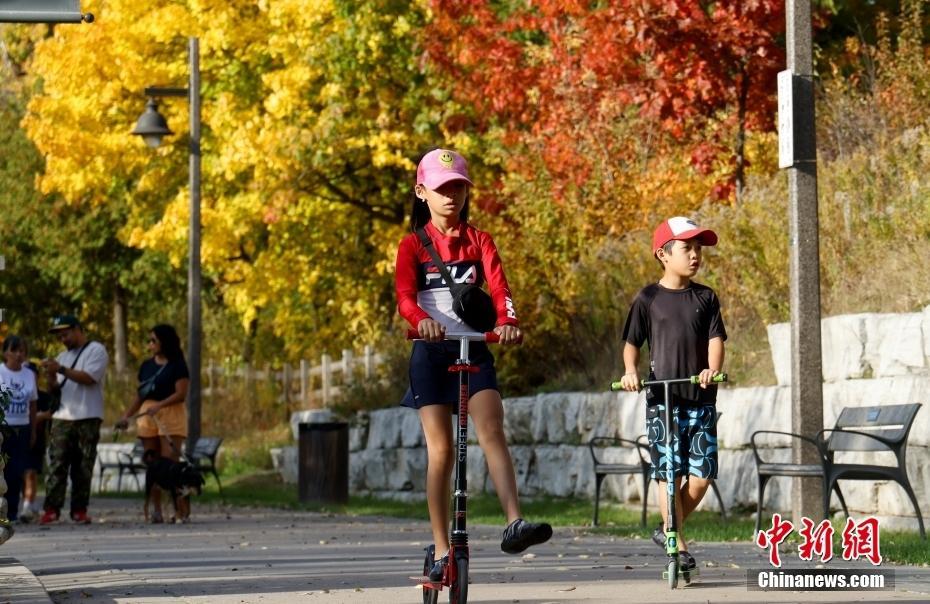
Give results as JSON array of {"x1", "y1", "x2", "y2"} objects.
[{"x1": 751, "y1": 403, "x2": 924, "y2": 538}]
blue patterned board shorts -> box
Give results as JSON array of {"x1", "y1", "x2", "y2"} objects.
[{"x1": 645, "y1": 404, "x2": 718, "y2": 481}]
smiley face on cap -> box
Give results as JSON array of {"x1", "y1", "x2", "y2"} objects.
[{"x1": 438, "y1": 151, "x2": 454, "y2": 168}]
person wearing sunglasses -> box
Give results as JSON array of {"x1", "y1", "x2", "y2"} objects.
[{"x1": 116, "y1": 324, "x2": 190, "y2": 523}]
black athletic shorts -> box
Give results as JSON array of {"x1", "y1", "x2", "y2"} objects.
[{"x1": 400, "y1": 340, "x2": 498, "y2": 411}]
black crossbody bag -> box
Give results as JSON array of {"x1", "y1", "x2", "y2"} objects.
[{"x1": 416, "y1": 228, "x2": 498, "y2": 333}]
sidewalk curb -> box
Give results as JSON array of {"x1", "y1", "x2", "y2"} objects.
[{"x1": 0, "y1": 556, "x2": 53, "y2": 603}]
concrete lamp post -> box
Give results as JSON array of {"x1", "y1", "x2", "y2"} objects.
[{"x1": 131, "y1": 37, "x2": 202, "y2": 456}]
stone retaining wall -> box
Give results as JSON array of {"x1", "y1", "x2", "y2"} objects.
[{"x1": 272, "y1": 309, "x2": 930, "y2": 532}]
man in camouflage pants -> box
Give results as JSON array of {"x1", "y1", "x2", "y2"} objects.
[{"x1": 40, "y1": 315, "x2": 109, "y2": 525}]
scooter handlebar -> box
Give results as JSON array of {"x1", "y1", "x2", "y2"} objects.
[
  {"x1": 609, "y1": 373, "x2": 728, "y2": 391},
  {"x1": 405, "y1": 329, "x2": 504, "y2": 344}
]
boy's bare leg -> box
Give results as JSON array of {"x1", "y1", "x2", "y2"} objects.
[
  {"x1": 680, "y1": 476, "x2": 711, "y2": 518},
  {"x1": 656, "y1": 477, "x2": 688, "y2": 551},
  {"x1": 419, "y1": 404, "x2": 454, "y2": 556},
  {"x1": 469, "y1": 389, "x2": 521, "y2": 523}
]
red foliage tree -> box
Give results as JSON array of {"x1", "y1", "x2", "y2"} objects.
[{"x1": 425, "y1": 1, "x2": 785, "y2": 202}]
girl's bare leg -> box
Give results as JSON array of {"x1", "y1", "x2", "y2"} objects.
[
  {"x1": 469, "y1": 389, "x2": 520, "y2": 523},
  {"x1": 419, "y1": 404, "x2": 454, "y2": 555}
]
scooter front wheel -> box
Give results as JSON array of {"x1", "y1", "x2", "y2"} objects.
[
  {"x1": 666, "y1": 557, "x2": 679, "y2": 589},
  {"x1": 449, "y1": 557, "x2": 468, "y2": 603},
  {"x1": 422, "y1": 547, "x2": 438, "y2": 604}
]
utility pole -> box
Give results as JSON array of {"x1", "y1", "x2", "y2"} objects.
[
  {"x1": 780, "y1": 0, "x2": 824, "y2": 524},
  {"x1": 0, "y1": 255, "x2": 5, "y2": 324},
  {"x1": 132, "y1": 38, "x2": 202, "y2": 455}
]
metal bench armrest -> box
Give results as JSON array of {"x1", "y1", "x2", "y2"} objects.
[
  {"x1": 589, "y1": 436, "x2": 650, "y2": 465},
  {"x1": 750, "y1": 430, "x2": 825, "y2": 465}
]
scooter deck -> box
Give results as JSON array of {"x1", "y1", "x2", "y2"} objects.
[
  {"x1": 661, "y1": 567, "x2": 700, "y2": 579},
  {"x1": 410, "y1": 576, "x2": 443, "y2": 589}
]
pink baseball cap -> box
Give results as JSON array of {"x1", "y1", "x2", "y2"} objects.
[
  {"x1": 416, "y1": 148, "x2": 473, "y2": 190},
  {"x1": 652, "y1": 216, "x2": 718, "y2": 254}
]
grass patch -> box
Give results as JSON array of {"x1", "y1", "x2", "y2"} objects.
[{"x1": 100, "y1": 471, "x2": 928, "y2": 566}]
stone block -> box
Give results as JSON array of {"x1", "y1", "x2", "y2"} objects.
[
  {"x1": 530, "y1": 393, "x2": 583, "y2": 444},
  {"x1": 531, "y1": 445, "x2": 589, "y2": 498},
  {"x1": 510, "y1": 446, "x2": 535, "y2": 495},
  {"x1": 366, "y1": 408, "x2": 403, "y2": 449},
  {"x1": 923, "y1": 305, "x2": 930, "y2": 360},
  {"x1": 863, "y1": 313, "x2": 926, "y2": 377},
  {"x1": 399, "y1": 410, "x2": 424, "y2": 448},
  {"x1": 821, "y1": 314, "x2": 869, "y2": 381},
  {"x1": 502, "y1": 397, "x2": 536, "y2": 445},
  {"x1": 769, "y1": 314, "x2": 871, "y2": 385},
  {"x1": 767, "y1": 322, "x2": 791, "y2": 387},
  {"x1": 716, "y1": 386, "x2": 789, "y2": 448},
  {"x1": 467, "y1": 446, "x2": 489, "y2": 494},
  {"x1": 270, "y1": 445, "x2": 298, "y2": 485},
  {"x1": 348, "y1": 413, "x2": 369, "y2": 452}
]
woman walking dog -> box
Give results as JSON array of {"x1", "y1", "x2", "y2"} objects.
[{"x1": 116, "y1": 324, "x2": 190, "y2": 523}]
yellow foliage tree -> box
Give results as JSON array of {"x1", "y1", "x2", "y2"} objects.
[{"x1": 23, "y1": 0, "x2": 452, "y2": 360}]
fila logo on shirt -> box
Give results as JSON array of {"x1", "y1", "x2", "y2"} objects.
[{"x1": 424, "y1": 262, "x2": 479, "y2": 288}]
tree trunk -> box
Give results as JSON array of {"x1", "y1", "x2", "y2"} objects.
[
  {"x1": 242, "y1": 317, "x2": 259, "y2": 364},
  {"x1": 112, "y1": 286, "x2": 128, "y2": 373},
  {"x1": 734, "y1": 65, "x2": 750, "y2": 204}
]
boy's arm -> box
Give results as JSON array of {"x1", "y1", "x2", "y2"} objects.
[
  {"x1": 620, "y1": 342, "x2": 641, "y2": 391},
  {"x1": 698, "y1": 336, "x2": 725, "y2": 387}
]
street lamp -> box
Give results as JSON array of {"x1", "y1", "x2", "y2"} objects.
[
  {"x1": 132, "y1": 37, "x2": 202, "y2": 455},
  {"x1": 131, "y1": 99, "x2": 173, "y2": 148}
]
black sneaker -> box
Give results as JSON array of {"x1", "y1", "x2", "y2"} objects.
[
  {"x1": 501, "y1": 518, "x2": 553, "y2": 554},
  {"x1": 428, "y1": 553, "x2": 448, "y2": 582},
  {"x1": 679, "y1": 551, "x2": 696, "y2": 571},
  {"x1": 651, "y1": 524, "x2": 666, "y2": 550}
]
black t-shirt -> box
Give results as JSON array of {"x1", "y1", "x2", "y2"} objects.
[
  {"x1": 622, "y1": 282, "x2": 727, "y2": 405},
  {"x1": 138, "y1": 357, "x2": 190, "y2": 402}
]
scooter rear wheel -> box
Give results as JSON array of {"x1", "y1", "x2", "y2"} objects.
[
  {"x1": 449, "y1": 557, "x2": 468, "y2": 603},
  {"x1": 422, "y1": 547, "x2": 438, "y2": 604}
]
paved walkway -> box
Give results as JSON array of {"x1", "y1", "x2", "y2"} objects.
[{"x1": 2, "y1": 498, "x2": 929, "y2": 603}]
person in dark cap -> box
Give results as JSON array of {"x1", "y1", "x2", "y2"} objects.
[{"x1": 39, "y1": 315, "x2": 109, "y2": 525}]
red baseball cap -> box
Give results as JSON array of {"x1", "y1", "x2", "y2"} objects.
[
  {"x1": 416, "y1": 149, "x2": 473, "y2": 190},
  {"x1": 652, "y1": 217, "x2": 718, "y2": 254}
]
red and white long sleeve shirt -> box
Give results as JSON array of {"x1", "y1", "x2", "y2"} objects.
[{"x1": 395, "y1": 222, "x2": 518, "y2": 333}]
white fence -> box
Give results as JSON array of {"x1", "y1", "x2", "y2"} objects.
[
  {"x1": 203, "y1": 346, "x2": 384, "y2": 408},
  {"x1": 108, "y1": 345, "x2": 384, "y2": 409}
]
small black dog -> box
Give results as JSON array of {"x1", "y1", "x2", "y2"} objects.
[{"x1": 143, "y1": 449, "x2": 205, "y2": 523}]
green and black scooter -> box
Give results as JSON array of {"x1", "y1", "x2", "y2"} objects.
[{"x1": 610, "y1": 373, "x2": 727, "y2": 588}]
